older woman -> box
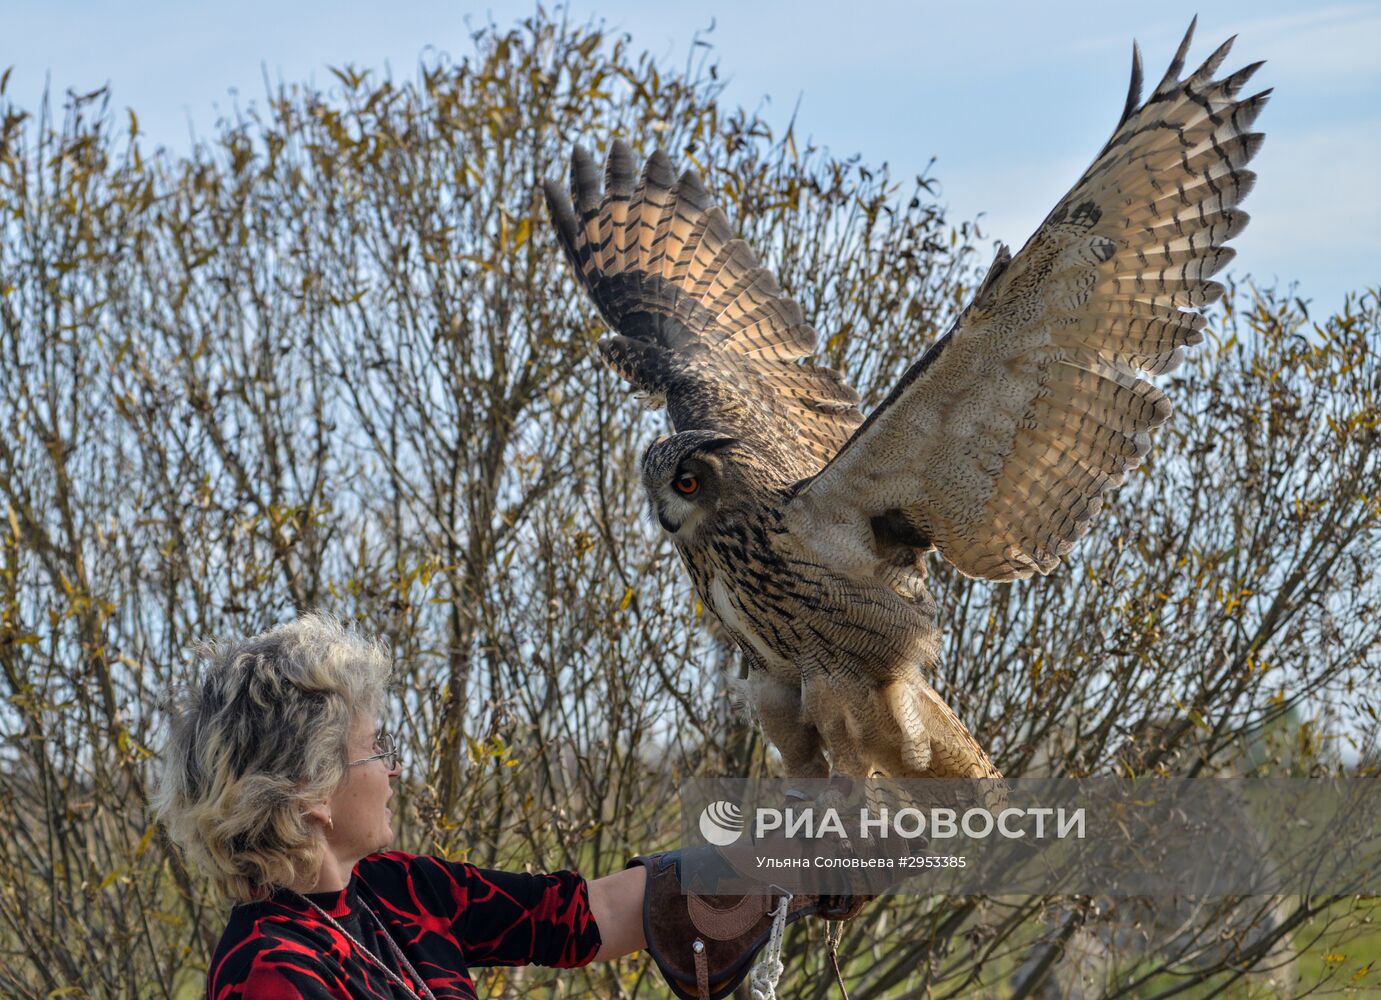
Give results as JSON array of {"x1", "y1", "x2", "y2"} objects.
[
  {"x1": 156, "y1": 614, "x2": 649, "y2": 998},
  {"x1": 157, "y1": 614, "x2": 856, "y2": 1000}
]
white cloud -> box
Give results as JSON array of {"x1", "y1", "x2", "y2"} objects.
[
  {"x1": 1243, "y1": 117, "x2": 1381, "y2": 257},
  {"x1": 1231, "y1": 3, "x2": 1381, "y2": 84}
]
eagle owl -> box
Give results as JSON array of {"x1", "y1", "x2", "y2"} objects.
[{"x1": 544, "y1": 22, "x2": 1265, "y2": 782}]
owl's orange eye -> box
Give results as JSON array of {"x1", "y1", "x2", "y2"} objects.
[{"x1": 674, "y1": 474, "x2": 699, "y2": 496}]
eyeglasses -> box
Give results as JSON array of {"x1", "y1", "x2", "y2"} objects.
[{"x1": 349, "y1": 731, "x2": 400, "y2": 770}]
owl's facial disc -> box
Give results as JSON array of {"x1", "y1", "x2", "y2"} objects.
[
  {"x1": 654, "y1": 458, "x2": 714, "y2": 535},
  {"x1": 642, "y1": 431, "x2": 736, "y2": 538}
]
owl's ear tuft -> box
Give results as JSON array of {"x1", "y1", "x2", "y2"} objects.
[{"x1": 699, "y1": 436, "x2": 739, "y2": 454}]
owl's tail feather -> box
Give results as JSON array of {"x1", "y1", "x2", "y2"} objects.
[{"x1": 885, "y1": 679, "x2": 1004, "y2": 781}]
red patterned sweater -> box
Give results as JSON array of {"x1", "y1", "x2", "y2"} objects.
[{"x1": 208, "y1": 851, "x2": 602, "y2": 998}]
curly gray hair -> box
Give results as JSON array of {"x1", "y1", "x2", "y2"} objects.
[{"x1": 155, "y1": 613, "x2": 391, "y2": 902}]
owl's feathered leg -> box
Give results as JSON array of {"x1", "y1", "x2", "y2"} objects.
[
  {"x1": 802, "y1": 677, "x2": 873, "y2": 779},
  {"x1": 747, "y1": 672, "x2": 830, "y2": 779}
]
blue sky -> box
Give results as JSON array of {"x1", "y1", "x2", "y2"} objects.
[{"x1": 5, "y1": 1, "x2": 1378, "y2": 313}]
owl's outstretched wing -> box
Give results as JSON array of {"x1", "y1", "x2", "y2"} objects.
[
  {"x1": 544, "y1": 142, "x2": 863, "y2": 477},
  {"x1": 788, "y1": 21, "x2": 1267, "y2": 581}
]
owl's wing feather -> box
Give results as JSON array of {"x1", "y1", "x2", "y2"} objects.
[
  {"x1": 544, "y1": 143, "x2": 863, "y2": 474},
  {"x1": 790, "y1": 21, "x2": 1267, "y2": 581}
]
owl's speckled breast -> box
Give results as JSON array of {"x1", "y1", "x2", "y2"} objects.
[
  {"x1": 683, "y1": 512, "x2": 939, "y2": 686},
  {"x1": 708, "y1": 574, "x2": 782, "y2": 670}
]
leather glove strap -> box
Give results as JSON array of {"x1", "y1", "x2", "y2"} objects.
[{"x1": 629, "y1": 849, "x2": 831, "y2": 1000}]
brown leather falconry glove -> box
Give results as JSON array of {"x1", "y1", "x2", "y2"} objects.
[{"x1": 628, "y1": 846, "x2": 868, "y2": 1000}]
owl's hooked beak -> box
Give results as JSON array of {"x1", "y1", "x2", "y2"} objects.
[{"x1": 657, "y1": 513, "x2": 679, "y2": 533}]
